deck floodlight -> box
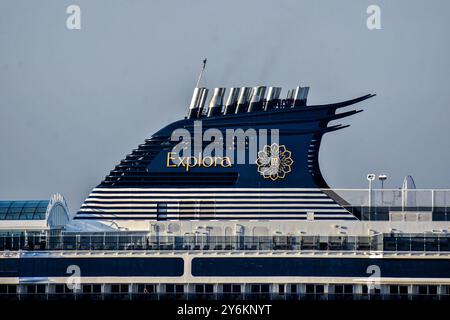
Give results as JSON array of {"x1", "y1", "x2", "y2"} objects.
[{"x1": 378, "y1": 174, "x2": 387, "y2": 189}]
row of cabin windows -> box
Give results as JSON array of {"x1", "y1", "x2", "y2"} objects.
[{"x1": 0, "y1": 284, "x2": 446, "y2": 295}]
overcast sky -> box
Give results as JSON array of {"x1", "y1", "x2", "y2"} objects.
[{"x1": 1, "y1": 0, "x2": 450, "y2": 213}]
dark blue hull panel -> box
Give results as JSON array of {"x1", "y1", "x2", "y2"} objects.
[
  {"x1": 0, "y1": 257, "x2": 184, "y2": 277},
  {"x1": 2, "y1": 256, "x2": 450, "y2": 279},
  {"x1": 192, "y1": 257, "x2": 450, "y2": 278}
]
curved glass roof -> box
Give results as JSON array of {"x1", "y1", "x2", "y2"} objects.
[{"x1": 0, "y1": 201, "x2": 49, "y2": 220}]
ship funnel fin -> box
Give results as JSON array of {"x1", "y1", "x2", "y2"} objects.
[
  {"x1": 207, "y1": 87, "x2": 226, "y2": 117},
  {"x1": 248, "y1": 86, "x2": 267, "y2": 112}
]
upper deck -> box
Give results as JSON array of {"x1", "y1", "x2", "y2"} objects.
[{"x1": 329, "y1": 188, "x2": 450, "y2": 221}]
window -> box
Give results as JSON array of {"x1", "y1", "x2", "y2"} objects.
[
  {"x1": 223, "y1": 284, "x2": 241, "y2": 293},
  {"x1": 0, "y1": 285, "x2": 14, "y2": 294},
  {"x1": 195, "y1": 284, "x2": 214, "y2": 294},
  {"x1": 344, "y1": 285, "x2": 353, "y2": 294},
  {"x1": 175, "y1": 285, "x2": 184, "y2": 293},
  {"x1": 111, "y1": 284, "x2": 128, "y2": 293},
  {"x1": 363, "y1": 285, "x2": 380, "y2": 295},
  {"x1": 36, "y1": 284, "x2": 45, "y2": 294},
  {"x1": 8, "y1": 285, "x2": 16, "y2": 294},
  {"x1": 166, "y1": 284, "x2": 174, "y2": 293},
  {"x1": 82, "y1": 284, "x2": 102, "y2": 294},
  {"x1": 278, "y1": 284, "x2": 285, "y2": 294},
  {"x1": 390, "y1": 285, "x2": 398, "y2": 295},
  {"x1": 418, "y1": 285, "x2": 428, "y2": 295},
  {"x1": 429, "y1": 286, "x2": 438, "y2": 295},
  {"x1": 166, "y1": 284, "x2": 183, "y2": 293},
  {"x1": 0, "y1": 285, "x2": 7, "y2": 294},
  {"x1": 400, "y1": 286, "x2": 408, "y2": 295},
  {"x1": 362, "y1": 285, "x2": 368, "y2": 294},
  {"x1": 442, "y1": 285, "x2": 450, "y2": 295},
  {"x1": 250, "y1": 284, "x2": 269, "y2": 294},
  {"x1": 335, "y1": 285, "x2": 343, "y2": 294},
  {"x1": 55, "y1": 284, "x2": 66, "y2": 294},
  {"x1": 305, "y1": 284, "x2": 325, "y2": 300},
  {"x1": 290, "y1": 284, "x2": 297, "y2": 293},
  {"x1": 137, "y1": 284, "x2": 155, "y2": 293},
  {"x1": 157, "y1": 203, "x2": 168, "y2": 221},
  {"x1": 390, "y1": 285, "x2": 408, "y2": 295},
  {"x1": 334, "y1": 284, "x2": 352, "y2": 296},
  {"x1": 26, "y1": 284, "x2": 46, "y2": 294}
]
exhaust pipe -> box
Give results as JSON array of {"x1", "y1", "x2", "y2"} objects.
[
  {"x1": 265, "y1": 86, "x2": 281, "y2": 110},
  {"x1": 235, "y1": 87, "x2": 252, "y2": 114},
  {"x1": 248, "y1": 86, "x2": 267, "y2": 112},
  {"x1": 187, "y1": 87, "x2": 203, "y2": 119},
  {"x1": 223, "y1": 87, "x2": 241, "y2": 115},
  {"x1": 293, "y1": 86, "x2": 310, "y2": 107},
  {"x1": 207, "y1": 87, "x2": 226, "y2": 117},
  {"x1": 197, "y1": 88, "x2": 209, "y2": 117},
  {"x1": 285, "y1": 89, "x2": 295, "y2": 108}
]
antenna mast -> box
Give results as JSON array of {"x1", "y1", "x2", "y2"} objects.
[{"x1": 195, "y1": 58, "x2": 207, "y2": 88}]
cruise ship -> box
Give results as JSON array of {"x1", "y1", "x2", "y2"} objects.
[{"x1": 1, "y1": 66, "x2": 450, "y2": 301}]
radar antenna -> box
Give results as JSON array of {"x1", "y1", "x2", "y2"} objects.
[{"x1": 195, "y1": 58, "x2": 207, "y2": 88}]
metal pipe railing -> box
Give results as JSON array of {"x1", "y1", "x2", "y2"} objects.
[{"x1": 3, "y1": 233, "x2": 450, "y2": 253}]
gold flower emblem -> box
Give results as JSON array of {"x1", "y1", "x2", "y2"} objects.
[{"x1": 256, "y1": 143, "x2": 293, "y2": 181}]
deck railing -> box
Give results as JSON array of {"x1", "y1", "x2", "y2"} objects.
[
  {"x1": 1, "y1": 291, "x2": 449, "y2": 301},
  {"x1": 1, "y1": 233, "x2": 450, "y2": 253},
  {"x1": 328, "y1": 188, "x2": 450, "y2": 209},
  {"x1": 323, "y1": 189, "x2": 450, "y2": 221}
]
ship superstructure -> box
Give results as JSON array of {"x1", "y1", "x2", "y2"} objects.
[{"x1": 2, "y1": 79, "x2": 450, "y2": 301}]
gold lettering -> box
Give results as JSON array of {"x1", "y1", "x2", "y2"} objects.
[
  {"x1": 222, "y1": 156, "x2": 232, "y2": 167},
  {"x1": 166, "y1": 153, "x2": 234, "y2": 169},
  {"x1": 203, "y1": 156, "x2": 213, "y2": 167},
  {"x1": 167, "y1": 152, "x2": 177, "y2": 167}
]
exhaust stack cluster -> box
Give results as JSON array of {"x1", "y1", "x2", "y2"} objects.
[{"x1": 187, "y1": 85, "x2": 310, "y2": 118}]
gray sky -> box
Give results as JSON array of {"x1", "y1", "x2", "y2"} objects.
[{"x1": 1, "y1": 0, "x2": 450, "y2": 214}]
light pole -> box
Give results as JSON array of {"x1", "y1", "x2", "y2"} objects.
[
  {"x1": 378, "y1": 174, "x2": 387, "y2": 189},
  {"x1": 378, "y1": 174, "x2": 387, "y2": 205},
  {"x1": 367, "y1": 174, "x2": 376, "y2": 209}
]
